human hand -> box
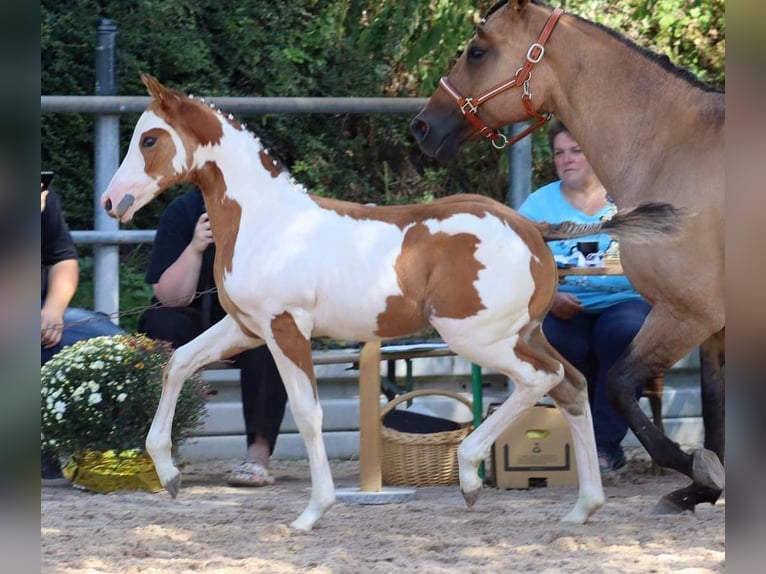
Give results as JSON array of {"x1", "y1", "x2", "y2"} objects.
[
  {"x1": 41, "y1": 307, "x2": 64, "y2": 348},
  {"x1": 549, "y1": 292, "x2": 583, "y2": 320},
  {"x1": 191, "y1": 212, "x2": 214, "y2": 253}
]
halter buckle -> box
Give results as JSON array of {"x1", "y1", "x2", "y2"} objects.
[
  {"x1": 460, "y1": 98, "x2": 478, "y2": 116},
  {"x1": 526, "y1": 42, "x2": 545, "y2": 64}
]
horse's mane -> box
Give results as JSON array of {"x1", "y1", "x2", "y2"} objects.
[{"x1": 485, "y1": 0, "x2": 722, "y2": 94}]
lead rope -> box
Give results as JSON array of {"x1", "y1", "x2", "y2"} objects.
[{"x1": 40, "y1": 286, "x2": 219, "y2": 335}]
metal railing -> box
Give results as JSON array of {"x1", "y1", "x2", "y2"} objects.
[{"x1": 42, "y1": 95, "x2": 428, "y2": 115}]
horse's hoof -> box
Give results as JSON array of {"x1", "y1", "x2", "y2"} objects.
[
  {"x1": 461, "y1": 488, "x2": 480, "y2": 509},
  {"x1": 650, "y1": 495, "x2": 690, "y2": 515},
  {"x1": 691, "y1": 448, "x2": 725, "y2": 491},
  {"x1": 165, "y1": 473, "x2": 181, "y2": 499}
]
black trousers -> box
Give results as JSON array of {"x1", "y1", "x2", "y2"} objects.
[{"x1": 138, "y1": 305, "x2": 287, "y2": 454}]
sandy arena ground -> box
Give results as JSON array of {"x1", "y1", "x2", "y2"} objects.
[{"x1": 41, "y1": 449, "x2": 724, "y2": 573}]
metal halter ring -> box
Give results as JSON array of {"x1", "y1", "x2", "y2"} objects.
[{"x1": 491, "y1": 132, "x2": 509, "y2": 149}]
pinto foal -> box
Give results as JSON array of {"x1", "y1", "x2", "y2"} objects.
[{"x1": 102, "y1": 75, "x2": 682, "y2": 530}]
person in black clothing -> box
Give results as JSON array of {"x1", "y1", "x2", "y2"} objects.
[
  {"x1": 41, "y1": 177, "x2": 123, "y2": 481},
  {"x1": 138, "y1": 188, "x2": 287, "y2": 487}
]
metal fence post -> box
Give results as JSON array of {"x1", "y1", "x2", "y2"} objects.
[
  {"x1": 507, "y1": 122, "x2": 532, "y2": 209},
  {"x1": 93, "y1": 19, "x2": 120, "y2": 323}
]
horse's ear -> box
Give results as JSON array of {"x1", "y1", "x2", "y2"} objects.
[
  {"x1": 509, "y1": 0, "x2": 530, "y2": 12},
  {"x1": 141, "y1": 73, "x2": 182, "y2": 109}
]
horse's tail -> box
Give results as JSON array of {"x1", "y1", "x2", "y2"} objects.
[{"x1": 539, "y1": 202, "x2": 687, "y2": 243}]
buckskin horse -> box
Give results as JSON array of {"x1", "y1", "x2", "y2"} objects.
[
  {"x1": 411, "y1": 0, "x2": 725, "y2": 514},
  {"x1": 101, "y1": 75, "x2": 684, "y2": 530}
]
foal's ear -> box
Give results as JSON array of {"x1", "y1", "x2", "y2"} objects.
[
  {"x1": 141, "y1": 74, "x2": 165, "y2": 99},
  {"x1": 140, "y1": 74, "x2": 181, "y2": 108}
]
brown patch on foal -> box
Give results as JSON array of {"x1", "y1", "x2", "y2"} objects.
[
  {"x1": 312, "y1": 193, "x2": 501, "y2": 230},
  {"x1": 139, "y1": 127, "x2": 183, "y2": 183},
  {"x1": 376, "y1": 223, "x2": 487, "y2": 337},
  {"x1": 271, "y1": 311, "x2": 317, "y2": 399},
  {"x1": 512, "y1": 323, "x2": 564, "y2": 375},
  {"x1": 311, "y1": 196, "x2": 413, "y2": 230},
  {"x1": 518, "y1": 322, "x2": 587, "y2": 418},
  {"x1": 194, "y1": 162, "x2": 241, "y2": 280},
  {"x1": 259, "y1": 149, "x2": 283, "y2": 178},
  {"x1": 178, "y1": 98, "x2": 225, "y2": 147},
  {"x1": 151, "y1": 96, "x2": 224, "y2": 148}
]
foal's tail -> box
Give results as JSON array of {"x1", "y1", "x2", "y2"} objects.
[{"x1": 539, "y1": 202, "x2": 687, "y2": 243}]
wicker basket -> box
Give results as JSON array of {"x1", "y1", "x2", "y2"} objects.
[{"x1": 380, "y1": 389, "x2": 473, "y2": 487}]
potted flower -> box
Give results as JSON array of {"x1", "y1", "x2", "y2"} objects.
[{"x1": 41, "y1": 333, "x2": 208, "y2": 492}]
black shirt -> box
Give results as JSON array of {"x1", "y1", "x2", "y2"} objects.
[
  {"x1": 145, "y1": 189, "x2": 219, "y2": 315},
  {"x1": 41, "y1": 189, "x2": 78, "y2": 300}
]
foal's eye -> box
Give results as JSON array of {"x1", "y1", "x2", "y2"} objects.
[
  {"x1": 141, "y1": 136, "x2": 157, "y2": 148},
  {"x1": 467, "y1": 45, "x2": 487, "y2": 62}
]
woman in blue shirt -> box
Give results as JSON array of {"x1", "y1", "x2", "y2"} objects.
[{"x1": 519, "y1": 120, "x2": 650, "y2": 474}]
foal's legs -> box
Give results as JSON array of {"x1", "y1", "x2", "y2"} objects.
[
  {"x1": 607, "y1": 310, "x2": 725, "y2": 491},
  {"x1": 531, "y1": 325, "x2": 605, "y2": 523},
  {"x1": 147, "y1": 315, "x2": 263, "y2": 496},
  {"x1": 442, "y1": 320, "x2": 604, "y2": 524},
  {"x1": 653, "y1": 328, "x2": 725, "y2": 514},
  {"x1": 265, "y1": 311, "x2": 334, "y2": 531}
]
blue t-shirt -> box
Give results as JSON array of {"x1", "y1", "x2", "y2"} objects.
[{"x1": 518, "y1": 181, "x2": 644, "y2": 312}]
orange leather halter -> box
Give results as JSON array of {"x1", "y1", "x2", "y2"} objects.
[{"x1": 438, "y1": 7, "x2": 565, "y2": 149}]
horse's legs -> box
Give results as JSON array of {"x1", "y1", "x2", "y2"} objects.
[
  {"x1": 146, "y1": 315, "x2": 262, "y2": 497},
  {"x1": 606, "y1": 310, "x2": 725, "y2": 491},
  {"x1": 441, "y1": 320, "x2": 604, "y2": 523},
  {"x1": 699, "y1": 328, "x2": 726, "y2": 460},
  {"x1": 653, "y1": 328, "x2": 726, "y2": 514},
  {"x1": 265, "y1": 312, "x2": 334, "y2": 531}
]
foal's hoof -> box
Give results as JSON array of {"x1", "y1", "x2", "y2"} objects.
[
  {"x1": 691, "y1": 448, "x2": 725, "y2": 491},
  {"x1": 165, "y1": 473, "x2": 181, "y2": 499},
  {"x1": 461, "y1": 488, "x2": 480, "y2": 509}
]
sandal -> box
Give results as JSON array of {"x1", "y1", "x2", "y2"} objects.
[{"x1": 226, "y1": 461, "x2": 275, "y2": 487}]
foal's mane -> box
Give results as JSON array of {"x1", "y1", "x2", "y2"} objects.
[
  {"x1": 484, "y1": 0, "x2": 722, "y2": 94},
  {"x1": 182, "y1": 90, "x2": 289, "y2": 173}
]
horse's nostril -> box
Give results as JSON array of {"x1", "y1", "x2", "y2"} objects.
[
  {"x1": 410, "y1": 118, "x2": 429, "y2": 142},
  {"x1": 104, "y1": 198, "x2": 112, "y2": 213}
]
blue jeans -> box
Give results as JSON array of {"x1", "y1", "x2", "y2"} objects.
[
  {"x1": 41, "y1": 304, "x2": 124, "y2": 366},
  {"x1": 542, "y1": 299, "x2": 650, "y2": 457}
]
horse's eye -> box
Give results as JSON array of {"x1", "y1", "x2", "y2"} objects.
[
  {"x1": 141, "y1": 136, "x2": 157, "y2": 148},
  {"x1": 467, "y1": 45, "x2": 487, "y2": 62}
]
